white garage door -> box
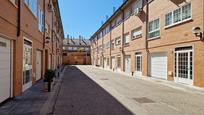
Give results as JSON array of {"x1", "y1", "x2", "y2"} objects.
[
  {"x1": 36, "y1": 50, "x2": 42, "y2": 81},
  {"x1": 0, "y1": 37, "x2": 11, "y2": 103},
  {"x1": 150, "y1": 53, "x2": 167, "y2": 79}
]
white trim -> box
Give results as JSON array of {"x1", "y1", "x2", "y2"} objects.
[
  {"x1": 22, "y1": 37, "x2": 33, "y2": 92},
  {"x1": 164, "y1": 3, "x2": 192, "y2": 28}
]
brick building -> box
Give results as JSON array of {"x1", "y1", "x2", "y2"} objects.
[
  {"x1": 90, "y1": 0, "x2": 204, "y2": 87},
  {"x1": 0, "y1": 0, "x2": 64, "y2": 103},
  {"x1": 63, "y1": 37, "x2": 91, "y2": 65}
]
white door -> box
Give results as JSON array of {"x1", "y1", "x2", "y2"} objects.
[
  {"x1": 104, "y1": 58, "x2": 107, "y2": 68},
  {"x1": 175, "y1": 49, "x2": 193, "y2": 85},
  {"x1": 111, "y1": 57, "x2": 115, "y2": 70},
  {"x1": 0, "y1": 37, "x2": 11, "y2": 103},
  {"x1": 36, "y1": 50, "x2": 42, "y2": 81},
  {"x1": 150, "y1": 53, "x2": 167, "y2": 79},
  {"x1": 23, "y1": 39, "x2": 32, "y2": 91},
  {"x1": 135, "y1": 54, "x2": 142, "y2": 76},
  {"x1": 125, "y1": 56, "x2": 131, "y2": 74}
]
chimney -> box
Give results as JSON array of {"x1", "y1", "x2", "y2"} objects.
[{"x1": 113, "y1": 7, "x2": 116, "y2": 13}]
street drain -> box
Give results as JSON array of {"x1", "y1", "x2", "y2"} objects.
[
  {"x1": 133, "y1": 97, "x2": 154, "y2": 104},
  {"x1": 100, "y1": 78, "x2": 109, "y2": 80}
]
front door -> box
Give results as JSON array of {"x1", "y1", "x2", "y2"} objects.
[
  {"x1": 175, "y1": 49, "x2": 193, "y2": 85},
  {"x1": 36, "y1": 50, "x2": 42, "y2": 81},
  {"x1": 135, "y1": 54, "x2": 142, "y2": 76},
  {"x1": 111, "y1": 57, "x2": 115, "y2": 70},
  {"x1": 125, "y1": 56, "x2": 131, "y2": 74},
  {"x1": 23, "y1": 39, "x2": 32, "y2": 91}
]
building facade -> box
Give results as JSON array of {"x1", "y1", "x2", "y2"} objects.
[
  {"x1": 63, "y1": 38, "x2": 91, "y2": 65},
  {"x1": 90, "y1": 0, "x2": 204, "y2": 87},
  {"x1": 0, "y1": 0, "x2": 64, "y2": 103}
]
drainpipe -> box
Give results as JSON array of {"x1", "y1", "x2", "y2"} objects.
[
  {"x1": 43, "y1": 0, "x2": 46, "y2": 48},
  {"x1": 17, "y1": 0, "x2": 21, "y2": 37},
  {"x1": 145, "y1": 0, "x2": 149, "y2": 76},
  {"x1": 121, "y1": 9, "x2": 125, "y2": 72}
]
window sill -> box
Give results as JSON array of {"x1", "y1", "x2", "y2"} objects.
[
  {"x1": 132, "y1": 35, "x2": 142, "y2": 40},
  {"x1": 164, "y1": 18, "x2": 193, "y2": 29},
  {"x1": 147, "y1": 36, "x2": 160, "y2": 41},
  {"x1": 123, "y1": 43, "x2": 130, "y2": 47}
]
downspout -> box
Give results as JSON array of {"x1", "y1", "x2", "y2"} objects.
[
  {"x1": 43, "y1": 0, "x2": 46, "y2": 48},
  {"x1": 121, "y1": 9, "x2": 124, "y2": 72},
  {"x1": 17, "y1": 0, "x2": 21, "y2": 37},
  {"x1": 145, "y1": 0, "x2": 149, "y2": 77}
]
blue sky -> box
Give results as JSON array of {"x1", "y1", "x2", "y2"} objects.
[{"x1": 59, "y1": 0, "x2": 123, "y2": 39}]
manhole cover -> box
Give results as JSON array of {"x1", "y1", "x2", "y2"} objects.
[
  {"x1": 133, "y1": 97, "x2": 154, "y2": 104},
  {"x1": 100, "y1": 78, "x2": 109, "y2": 80}
]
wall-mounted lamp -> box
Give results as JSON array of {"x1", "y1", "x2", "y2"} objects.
[{"x1": 192, "y1": 27, "x2": 203, "y2": 39}]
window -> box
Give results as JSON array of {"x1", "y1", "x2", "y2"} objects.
[
  {"x1": 165, "y1": 12, "x2": 172, "y2": 26},
  {"x1": 117, "y1": 57, "x2": 121, "y2": 68},
  {"x1": 115, "y1": 37, "x2": 121, "y2": 46},
  {"x1": 124, "y1": 33, "x2": 130, "y2": 44},
  {"x1": 105, "y1": 25, "x2": 110, "y2": 34},
  {"x1": 104, "y1": 42, "x2": 110, "y2": 49},
  {"x1": 148, "y1": 19, "x2": 160, "y2": 39},
  {"x1": 173, "y1": 8, "x2": 181, "y2": 23},
  {"x1": 165, "y1": 3, "x2": 192, "y2": 27},
  {"x1": 38, "y1": 8, "x2": 44, "y2": 32},
  {"x1": 124, "y1": 8, "x2": 132, "y2": 19},
  {"x1": 111, "y1": 39, "x2": 115, "y2": 49},
  {"x1": 133, "y1": 0, "x2": 143, "y2": 12},
  {"x1": 111, "y1": 20, "x2": 116, "y2": 29},
  {"x1": 116, "y1": 15, "x2": 122, "y2": 25},
  {"x1": 132, "y1": 26, "x2": 142, "y2": 40},
  {"x1": 24, "y1": 0, "x2": 37, "y2": 16}
]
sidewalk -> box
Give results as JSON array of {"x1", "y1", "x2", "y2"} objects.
[
  {"x1": 0, "y1": 67, "x2": 65, "y2": 115},
  {"x1": 0, "y1": 80, "x2": 50, "y2": 115}
]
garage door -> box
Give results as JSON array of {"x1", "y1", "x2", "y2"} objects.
[
  {"x1": 150, "y1": 53, "x2": 167, "y2": 79},
  {"x1": 0, "y1": 37, "x2": 11, "y2": 103},
  {"x1": 36, "y1": 50, "x2": 42, "y2": 81}
]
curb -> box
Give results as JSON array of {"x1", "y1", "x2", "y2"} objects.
[{"x1": 39, "y1": 66, "x2": 66, "y2": 115}]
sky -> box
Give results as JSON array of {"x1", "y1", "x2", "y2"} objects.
[{"x1": 58, "y1": 0, "x2": 124, "y2": 39}]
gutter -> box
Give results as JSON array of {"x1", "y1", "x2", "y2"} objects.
[{"x1": 17, "y1": 0, "x2": 21, "y2": 37}]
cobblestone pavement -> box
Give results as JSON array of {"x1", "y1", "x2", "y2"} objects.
[
  {"x1": 53, "y1": 65, "x2": 204, "y2": 115},
  {"x1": 0, "y1": 80, "x2": 50, "y2": 115}
]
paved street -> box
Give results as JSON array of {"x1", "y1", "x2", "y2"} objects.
[
  {"x1": 1, "y1": 65, "x2": 204, "y2": 115},
  {"x1": 53, "y1": 65, "x2": 204, "y2": 115}
]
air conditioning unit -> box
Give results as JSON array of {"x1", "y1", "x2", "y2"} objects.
[
  {"x1": 48, "y1": 3, "x2": 53, "y2": 12},
  {"x1": 135, "y1": 8, "x2": 142, "y2": 16}
]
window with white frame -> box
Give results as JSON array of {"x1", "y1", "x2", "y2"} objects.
[
  {"x1": 38, "y1": 8, "x2": 44, "y2": 32},
  {"x1": 165, "y1": 3, "x2": 192, "y2": 27},
  {"x1": 115, "y1": 37, "x2": 121, "y2": 46},
  {"x1": 133, "y1": 0, "x2": 143, "y2": 12},
  {"x1": 132, "y1": 26, "x2": 142, "y2": 40},
  {"x1": 124, "y1": 33, "x2": 130, "y2": 44},
  {"x1": 124, "y1": 8, "x2": 132, "y2": 19},
  {"x1": 111, "y1": 39, "x2": 115, "y2": 49},
  {"x1": 105, "y1": 25, "x2": 110, "y2": 34},
  {"x1": 148, "y1": 19, "x2": 160, "y2": 39},
  {"x1": 111, "y1": 20, "x2": 116, "y2": 29},
  {"x1": 116, "y1": 15, "x2": 122, "y2": 25},
  {"x1": 24, "y1": 0, "x2": 37, "y2": 16}
]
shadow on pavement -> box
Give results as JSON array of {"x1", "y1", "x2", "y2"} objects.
[{"x1": 53, "y1": 65, "x2": 134, "y2": 115}]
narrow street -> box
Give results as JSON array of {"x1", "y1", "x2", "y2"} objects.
[{"x1": 53, "y1": 65, "x2": 204, "y2": 115}]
